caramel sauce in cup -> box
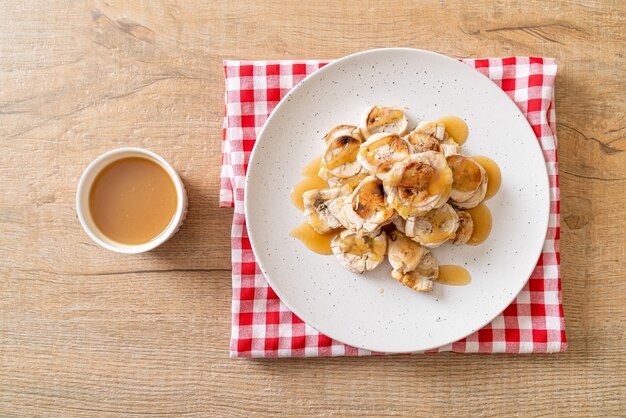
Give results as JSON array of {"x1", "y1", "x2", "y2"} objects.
[{"x1": 76, "y1": 148, "x2": 187, "y2": 253}]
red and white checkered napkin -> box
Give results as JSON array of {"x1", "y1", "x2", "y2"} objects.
[{"x1": 220, "y1": 57, "x2": 567, "y2": 357}]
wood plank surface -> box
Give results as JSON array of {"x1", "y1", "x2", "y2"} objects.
[{"x1": 1, "y1": 0, "x2": 624, "y2": 416}]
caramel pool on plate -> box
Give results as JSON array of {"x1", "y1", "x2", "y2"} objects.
[
  {"x1": 89, "y1": 157, "x2": 178, "y2": 245},
  {"x1": 438, "y1": 115, "x2": 469, "y2": 144},
  {"x1": 289, "y1": 223, "x2": 337, "y2": 255},
  {"x1": 466, "y1": 202, "x2": 493, "y2": 245},
  {"x1": 471, "y1": 155, "x2": 502, "y2": 200},
  {"x1": 437, "y1": 265, "x2": 472, "y2": 286},
  {"x1": 290, "y1": 156, "x2": 328, "y2": 212}
]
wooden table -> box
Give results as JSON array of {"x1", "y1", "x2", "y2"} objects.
[{"x1": 1, "y1": 1, "x2": 624, "y2": 416}]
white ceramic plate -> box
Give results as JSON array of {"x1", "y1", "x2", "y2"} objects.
[{"x1": 245, "y1": 48, "x2": 549, "y2": 353}]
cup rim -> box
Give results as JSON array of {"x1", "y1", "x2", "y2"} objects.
[{"x1": 76, "y1": 147, "x2": 186, "y2": 254}]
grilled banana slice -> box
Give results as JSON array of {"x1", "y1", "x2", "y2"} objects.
[
  {"x1": 323, "y1": 124, "x2": 363, "y2": 145},
  {"x1": 327, "y1": 172, "x2": 369, "y2": 190},
  {"x1": 453, "y1": 209, "x2": 474, "y2": 245},
  {"x1": 318, "y1": 126, "x2": 364, "y2": 181},
  {"x1": 405, "y1": 132, "x2": 443, "y2": 154},
  {"x1": 384, "y1": 151, "x2": 452, "y2": 218},
  {"x1": 302, "y1": 188, "x2": 344, "y2": 234},
  {"x1": 327, "y1": 175, "x2": 396, "y2": 236},
  {"x1": 446, "y1": 154, "x2": 487, "y2": 209},
  {"x1": 387, "y1": 230, "x2": 438, "y2": 292},
  {"x1": 387, "y1": 230, "x2": 428, "y2": 274},
  {"x1": 402, "y1": 204, "x2": 459, "y2": 248},
  {"x1": 406, "y1": 121, "x2": 460, "y2": 155},
  {"x1": 391, "y1": 252, "x2": 439, "y2": 292},
  {"x1": 361, "y1": 105, "x2": 409, "y2": 138},
  {"x1": 331, "y1": 230, "x2": 387, "y2": 273},
  {"x1": 357, "y1": 133, "x2": 413, "y2": 180}
]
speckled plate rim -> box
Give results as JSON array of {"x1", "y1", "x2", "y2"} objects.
[{"x1": 244, "y1": 48, "x2": 550, "y2": 353}]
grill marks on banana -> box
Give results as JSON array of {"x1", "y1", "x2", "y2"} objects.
[
  {"x1": 324, "y1": 135, "x2": 361, "y2": 170},
  {"x1": 353, "y1": 179, "x2": 386, "y2": 219},
  {"x1": 398, "y1": 161, "x2": 434, "y2": 189}
]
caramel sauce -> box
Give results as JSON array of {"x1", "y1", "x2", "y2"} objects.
[
  {"x1": 89, "y1": 157, "x2": 177, "y2": 245},
  {"x1": 438, "y1": 116, "x2": 468, "y2": 145},
  {"x1": 437, "y1": 265, "x2": 471, "y2": 285},
  {"x1": 466, "y1": 203, "x2": 492, "y2": 245},
  {"x1": 301, "y1": 155, "x2": 323, "y2": 177},
  {"x1": 398, "y1": 161, "x2": 451, "y2": 201},
  {"x1": 471, "y1": 156, "x2": 501, "y2": 200},
  {"x1": 432, "y1": 170, "x2": 452, "y2": 196},
  {"x1": 290, "y1": 156, "x2": 328, "y2": 211},
  {"x1": 290, "y1": 223, "x2": 337, "y2": 255}
]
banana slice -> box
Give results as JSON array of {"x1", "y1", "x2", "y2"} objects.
[
  {"x1": 387, "y1": 230, "x2": 428, "y2": 274},
  {"x1": 388, "y1": 230, "x2": 438, "y2": 292},
  {"x1": 331, "y1": 230, "x2": 387, "y2": 274},
  {"x1": 402, "y1": 204, "x2": 459, "y2": 248},
  {"x1": 318, "y1": 127, "x2": 364, "y2": 180},
  {"x1": 384, "y1": 151, "x2": 452, "y2": 218},
  {"x1": 406, "y1": 121, "x2": 460, "y2": 155},
  {"x1": 323, "y1": 124, "x2": 363, "y2": 145},
  {"x1": 361, "y1": 105, "x2": 409, "y2": 138},
  {"x1": 327, "y1": 172, "x2": 369, "y2": 190},
  {"x1": 405, "y1": 132, "x2": 443, "y2": 154},
  {"x1": 327, "y1": 175, "x2": 396, "y2": 236},
  {"x1": 357, "y1": 133, "x2": 413, "y2": 180},
  {"x1": 302, "y1": 188, "x2": 344, "y2": 233},
  {"x1": 392, "y1": 215, "x2": 408, "y2": 234},
  {"x1": 446, "y1": 154, "x2": 487, "y2": 209},
  {"x1": 392, "y1": 252, "x2": 439, "y2": 292},
  {"x1": 453, "y1": 209, "x2": 474, "y2": 245}
]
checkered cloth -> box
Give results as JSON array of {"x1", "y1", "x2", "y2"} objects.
[{"x1": 220, "y1": 57, "x2": 566, "y2": 357}]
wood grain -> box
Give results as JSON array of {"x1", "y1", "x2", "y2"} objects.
[{"x1": 1, "y1": 0, "x2": 625, "y2": 416}]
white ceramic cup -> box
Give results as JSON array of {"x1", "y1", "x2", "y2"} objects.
[{"x1": 76, "y1": 147, "x2": 188, "y2": 254}]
